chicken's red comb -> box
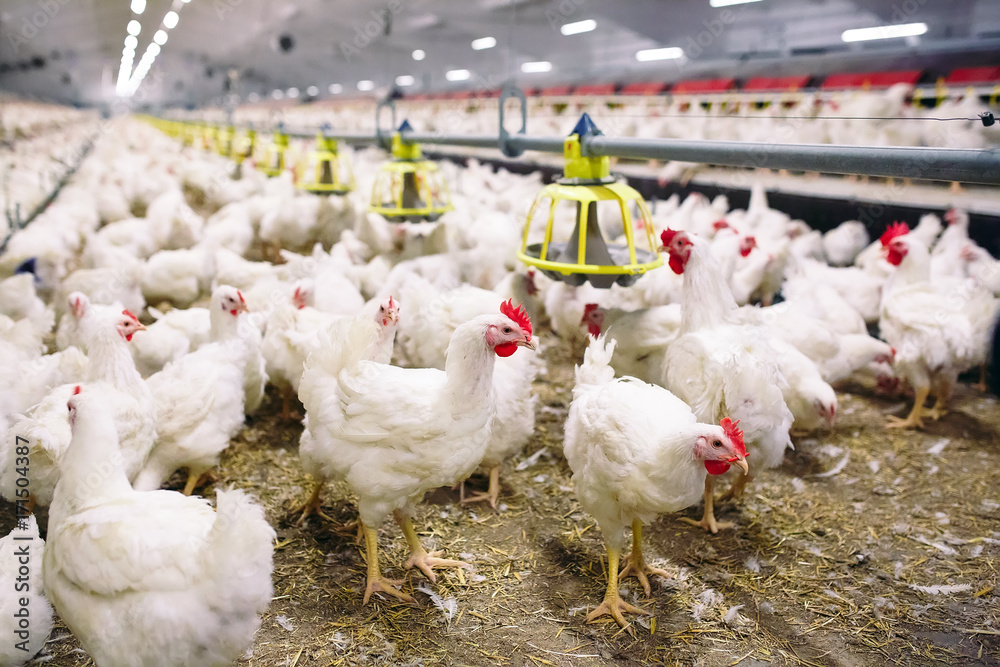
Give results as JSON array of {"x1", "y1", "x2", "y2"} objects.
[
  {"x1": 237, "y1": 290, "x2": 246, "y2": 305},
  {"x1": 387, "y1": 295, "x2": 396, "y2": 310},
  {"x1": 122, "y1": 309, "x2": 139, "y2": 323},
  {"x1": 660, "y1": 228, "x2": 681, "y2": 247},
  {"x1": 582, "y1": 303, "x2": 600, "y2": 317},
  {"x1": 712, "y1": 220, "x2": 730, "y2": 231},
  {"x1": 73, "y1": 385, "x2": 81, "y2": 395},
  {"x1": 721, "y1": 417, "x2": 746, "y2": 457},
  {"x1": 879, "y1": 222, "x2": 910, "y2": 247},
  {"x1": 500, "y1": 299, "x2": 532, "y2": 338}
]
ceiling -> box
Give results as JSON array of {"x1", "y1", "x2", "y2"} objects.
[{"x1": 1, "y1": 0, "x2": 999, "y2": 109}]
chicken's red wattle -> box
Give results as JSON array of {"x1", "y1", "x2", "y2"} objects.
[
  {"x1": 704, "y1": 460, "x2": 731, "y2": 475},
  {"x1": 668, "y1": 254, "x2": 686, "y2": 274},
  {"x1": 494, "y1": 342, "x2": 518, "y2": 357}
]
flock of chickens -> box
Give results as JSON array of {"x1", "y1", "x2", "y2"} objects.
[{"x1": 0, "y1": 108, "x2": 997, "y2": 667}]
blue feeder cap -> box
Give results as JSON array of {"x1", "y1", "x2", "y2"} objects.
[
  {"x1": 570, "y1": 112, "x2": 602, "y2": 138},
  {"x1": 15, "y1": 257, "x2": 38, "y2": 282},
  {"x1": 398, "y1": 119, "x2": 414, "y2": 132},
  {"x1": 320, "y1": 122, "x2": 332, "y2": 135}
]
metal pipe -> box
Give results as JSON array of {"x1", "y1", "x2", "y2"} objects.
[
  {"x1": 585, "y1": 136, "x2": 1000, "y2": 185},
  {"x1": 162, "y1": 117, "x2": 1000, "y2": 185}
]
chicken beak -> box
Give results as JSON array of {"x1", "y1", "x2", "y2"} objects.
[
  {"x1": 135, "y1": 321, "x2": 147, "y2": 332},
  {"x1": 733, "y1": 456, "x2": 749, "y2": 476},
  {"x1": 517, "y1": 337, "x2": 537, "y2": 351},
  {"x1": 656, "y1": 245, "x2": 667, "y2": 253}
]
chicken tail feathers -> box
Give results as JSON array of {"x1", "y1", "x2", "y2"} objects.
[
  {"x1": 575, "y1": 335, "x2": 617, "y2": 392},
  {"x1": 205, "y1": 489, "x2": 276, "y2": 614}
]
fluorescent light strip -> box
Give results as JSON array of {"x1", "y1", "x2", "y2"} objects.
[
  {"x1": 709, "y1": 0, "x2": 762, "y2": 6},
  {"x1": 122, "y1": 4, "x2": 187, "y2": 96},
  {"x1": 357, "y1": 79, "x2": 375, "y2": 91},
  {"x1": 412, "y1": 49, "x2": 426, "y2": 61},
  {"x1": 842, "y1": 22, "x2": 927, "y2": 42},
  {"x1": 131, "y1": 0, "x2": 145, "y2": 14},
  {"x1": 396, "y1": 75, "x2": 415, "y2": 86},
  {"x1": 561, "y1": 19, "x2": 595, "y2": 35},
  {"x1": 328, "y1": 83, "x2": 343, "y2": 94},
  {"x1": 446, "y1": 68, "x2": 470, "y2": 81},
  {"x1": 163, "y1": 11, "x2": 178, "y2": 29},
  {"x1": 635, "y1": 47, "x2": 683, "y2": 61},
  {"x1": 521, "y1": 61, "x2": 552, "y2": 73},
  {"x1": 471, "y1": 36, "x2": 496, "y2": 50}
]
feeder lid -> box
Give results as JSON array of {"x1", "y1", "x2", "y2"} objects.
[
  {"x1": 398, "y1": 119, "x2": 414, "y2": 132},
  {"x1": 570, "y1": 112, "x2": 602, "y2": 138}
]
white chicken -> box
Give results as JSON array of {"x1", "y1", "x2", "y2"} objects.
[
  {"x1": 1, "y1": 304, "x2": 156, "y2": 508},
  {"x1": 658, "y1": 229, "x2": 793, "y2": 533},
  {"x1": 879, "y1": 223, "x2": 997, "y2": 428},
  {"x1": 565, "y1": 336, "x2": 748, "y2": 626},
  {"x1": 294, "y1": 298, "x2": 401, "y2": 521},
  {"x1": 44, "y1": 386, "x2": 275, "y2": 667},
  {"x1": 0, "y1": 516, "x2": 54, "y2": 667},
  {"x1": 132, "y1": 287, "x2": 254, "y2": 495},
  {"x1": 297, "y1": 300, "x2": 535, "y2": 603}
]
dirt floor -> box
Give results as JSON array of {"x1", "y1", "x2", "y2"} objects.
[{"x1": 4, "y1": 326, "x2": 1000, "y2": 667}]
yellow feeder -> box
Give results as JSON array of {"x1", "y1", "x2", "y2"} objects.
[
  {"x1": 232, "y1": 127, "x2": 256, "y2": 165},
  {"x1": 518, "y1": 113, "x2": 662, "y2": 289},
  {"x1": 298, "y1": 125, "x2": 354, "y2": 195},
  {"x1": 258, "y1": 126, "x2": 290, "y2": 178},
  {"x1": 369, "y1": 120, "x2": 453, "y2": 222}
]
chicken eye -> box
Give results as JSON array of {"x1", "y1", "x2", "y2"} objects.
[
  {"x1": 503, "y1": 327, "x2": 512, "y2": 334},
  {"x1": 712, "y1": 440, "x2": 722, "y2": 448}
]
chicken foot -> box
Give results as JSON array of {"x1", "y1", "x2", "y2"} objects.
[
  {"x1": 586, "y1": 545, "x2": 651, "y2": 629},
  {"x1": 361, "y1": 524, "x2": 414, "y2": 605},
  {"x1": 926, "y1": 377, "x2": 953, "y2": 421},
  {"x1": 293, "y1": 479, "x2": 336, "y2": 525},
  {"x1": 619, "y1": 520, "x2": 671, "y2": 597},
  {"x1": 717, "y1": 472, "x2": 752, "y2": 504},
  {"x1": 460, "y1": 465, "x2": 502, "y2": 510},
  {"x1": 394, "y1": 510, "x2": 469, "y2": 583},
  {"x1": 887, "y1": 384, "x2": 930, "y2": 429},
  {"x1": 679, "y1": 476, "x2": 733, "y2": 534},
  {"x1": 181, "y1": 467, "x2": 217, "y2": 496}
]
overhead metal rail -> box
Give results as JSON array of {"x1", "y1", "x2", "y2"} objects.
[{"x1": 164, "y1": 86, "x2": 1000, "y2": 185}]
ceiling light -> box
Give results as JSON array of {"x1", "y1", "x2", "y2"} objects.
[
  {"x1": 123, "y1": 47, "x2": 135, "y2": 58},
  {"x1": 272, "y1": 89, "x2": 284, "y2": 99},
  {"x1": 131, "y1": 0, "x2": 145, "y2": 14},
  {"x1": 357, "y1": 79, "x2": 375, "y2": 91},
  {"x1": 124, "y1": 34, "x2": 138, "y2": 49},
  {"x1": 561, "y1": 19, "x2": 596, "y2": 35},
  {"x1": 635, "y1": 47, "x2": 684, "y2": 61},
  {"x1": 127, "y1": 20, "x2": 141, "y2": 36},
  {"x1": 306, "y1": 85, "x2": 319, "y2": 96},
  {"x1": 412, "y1": 49, "x2": 425, "y2": 61},
  {"x1": 842, "y1": 22, "x2": 928, "y2": 42},
  {"x1": 287, "y1": 87, "x2": 300, "y2": 98},
  {"x1": 446, "y1": 68, "x2": 470, "y2": 81},
  {"x1": 520, "y1": 61, "x2": 552, "y2": 73},
  {"x1": 395, "y1": 74, "x2": 415, "y2": 86},
  {"x1": 153, "y1": 29, "x2": 167, "y2": 45},
  {"x1": 163, "y1": 10, "x2": 179, "y2": 29},
  {"x1": 709, "y1": 0, "x2": 762, "y2": 6},
  {"x1": 146, "y1": 43, "x2": 160, "y2": 56},
  {"x1": 328, "y1": 83, "x2": 343, "y2": 94},
  {"x1": 471, "y1": 36, "x2": 496, "y2": 50}
]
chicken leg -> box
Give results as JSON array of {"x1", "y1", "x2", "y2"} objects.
[
  {"x1": 586, "y1": 545, "x2": 651, "y2": 628},
  {"x1": 887, "y1": 383, "x2": 930, "y2": 429},
  {"x1": 679, "y1": 476, "x2": 733, "y2": 534},
  {"x1": 361, "y1": 524, "x2": 413, "y2": 605},
  {"x1": 182, "y1": 467, "x2": 215, "y2": 496},
  {"x1": 619, "y1": 520, "x2": 670, "y2": 597},
  {"x1": 717, "y1": 472, "x2": 752, "y2": 504},
  {"x1": 972, "y1": 365, "x2": 989, "y2": 393},
  {"x1": 393, "y1": 510, "x2": 469, "y2": 583},
  {"x1": 293, "y1": 479, "x2": 335, "y2": 525},
  {"x1": 460, "y1": 465, "x2": 502, "y2": 510},
  {"x1": 926, "y1": 376, "x2": 953, "y2": 421},
  {"x1": 279, "y1": 385, "x2": 302, "y2": 422}
]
